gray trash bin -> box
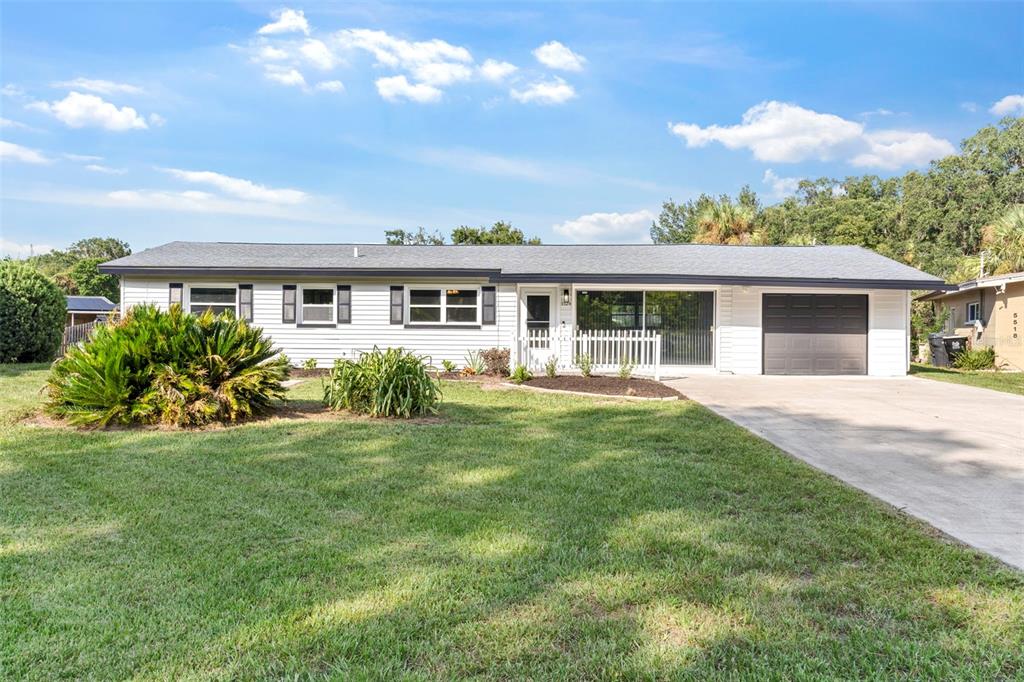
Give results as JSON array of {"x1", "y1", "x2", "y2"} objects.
[{"x1": 928, "y1": 333, "x2": 949, "y2": 367}]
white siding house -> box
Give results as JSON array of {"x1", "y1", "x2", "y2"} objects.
[{"x1": 106, "y1": 242, "x2": 949, "y2": 377}]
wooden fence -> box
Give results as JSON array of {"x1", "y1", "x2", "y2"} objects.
[{"x1": 59, "y1": 320, "x2": 100, "y2": 356}]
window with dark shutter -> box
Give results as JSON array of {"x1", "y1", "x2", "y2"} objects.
[
  {"x1": 337, "y1": 285, "x2": 351, "y2": 324},
  {"x1": 390, "y1": 286, "x2": 404, "y2": 324},
  {"x1": 238, "y1": 284, "x2": 253, "y2": 321},
  {"x1": 481, "y1": 286, "x2": 496, "y2": 325},
  {"x1": 282, "y1": 285, "x2": 297, "y2": 324},
  {"x1": 169, "y1": 283, "x2": 183, "y2": 308}
]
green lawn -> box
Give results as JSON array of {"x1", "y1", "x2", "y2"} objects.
[
  {"x1": 1, "y1": 367, "x2": 1021, "y2": 680},
  {"x1": 911, "y1": 362, "x2": 1024, "y2": 396}
]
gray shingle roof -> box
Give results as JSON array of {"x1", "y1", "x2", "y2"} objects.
[
  {"x1": 66, "y1": 295, "x2": 116, "y2": 312},
  {"x1": 100, "y1": 241, "x2": 949, "y2": 289}
]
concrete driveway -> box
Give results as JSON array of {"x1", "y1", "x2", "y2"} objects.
[{"x1": 664, "y1": 374, "x2": 1024, "y2": 570}]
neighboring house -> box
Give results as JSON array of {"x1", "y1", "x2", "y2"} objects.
[
  {"x1": 919, "y1": 271, "x2": 1024, "y2": 370},
  {"x1": 66, "y1": 295, "x2": 116, "y2": 326},
  {"x1": 99, "y1": 241, "x2": 950, "y2": 376}
]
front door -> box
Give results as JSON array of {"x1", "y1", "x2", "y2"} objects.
[{"x1": 526, "y1": 294, "x2": 553, "y2": 348}]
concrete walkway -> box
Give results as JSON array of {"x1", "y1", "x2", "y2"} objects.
[{"x1": 664, "y1": 374, "x2": 1024, "y2": 570}]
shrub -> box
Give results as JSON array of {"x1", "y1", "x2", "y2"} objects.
[
  {"x1": 463, "y1": 350, "x2": 486, "y2": 375},
  {"x1": 618, "y1": 358, "x2": 636, "y2": 380},
  {"x1": 45, "y1": 305, "x2": 289, "y2": 427},
  {"x1": 323, "y1": 346, "x2": 440, "y2": 418},
  {"x1": 510, "y1": 364, "x2": 532, "y2": 384},
  {"x1": 442, "y1": 359, "x2": 457, "y2": 373},
  {"x1": 576, "y1": 353, "x2": 593, "y2": 377},
  {"x1": 480, "y1": 347, "x2": 510, "y2": 376},
  {"x1": 0, "y1": 260, "x2": 66, "y2": 363},
  {"x1": 544, "y1": 355, "x2": 558, "y2": 378},
  {"x1": 302, "y1": 357, "x2": 318, "y2": 370},
  {"x1": 953, "y1": 346, "x2": 996, "y2": 370}
]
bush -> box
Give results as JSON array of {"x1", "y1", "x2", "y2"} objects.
[
  {"x1": 323, "y1": 346, "x2": 440, "y2": 418},
  {"x1": 462, "y1": 350, "x2": 485, "y2": 375},
  {"x1": 480, "y1": 347, "x2": 510, "y2": 376},
  {"x1": 618, "y1": 358, "x2": 636, "y2": 380},
  {"x1": 510, "y1": 364, "x2": 532, "y2": 384},
  {"x1": 442, "y1": 359, "x2": 457, "y2": 373},
  {"x1": 953, "y1": 346, "x2": 996, "y2": 370},
  {"x1": 0, "y1": 260, "x2": 66, "y2": 363},
  {"x1": 576, "y1": 353, "x2": 593, "y2": 377},
  {"x1": 302, "y1": 357, "x2": 318, "y2": 370},
  {"x1": 45, "y1": 305, "x2": 289, "y2": 427},
  {"x1": 544, "y1": 355, "x2": 558, "y2": 378}
]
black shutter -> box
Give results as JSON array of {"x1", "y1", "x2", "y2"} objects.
[
  {"x1": 337, "y1": 285, "x2": 351, "y2": 324},
  {"x1": 282, "y1": 285, "x2": 296, "y2": 324},
  {"x1": 238, "y1": 284, "x2": 253, "y2": 321},
  {"x1": 481, "y1": 286, "x2": 496, "y2": 325},
  {"x1": 169, "y1": 283, "x2": 183, "y2": 308},
  {"x1": 390, "y1": 286, "x2": 404, "y2": 325}
]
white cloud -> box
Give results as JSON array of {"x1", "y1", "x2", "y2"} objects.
[
  {"x1": 337, "y1": 29, "x2": 472, "y2": 70},
  {"x1": 533, "y1": 41, "x2": 586, "y2": 71},
  {"x1": 375, "y1": 75, "x2": 442, "y2": 103},
  {"x1": 412, "y1": 147, "x2": 555, "y2": 182},
  {"x1": 478, "y1": 59, "x2": 517, "y2": 82},
  {"x1": 0, "y1": 117, "x2": 39, "y2": 131},
  {"x1": 859, "y1": 108, "x2": 894, "y2": 117},
  {"x1": 64, "y1": 153, "x2": 103, "y2": 162},
  {"x1": 258, "y1": 8, "x2": 310, "y2": 36},
  {"x1": 161, "y1": 167, "x2": 308, "y2": 204},
  {"x1": 2, "y1": 84, "x2": 25, "y2": 97},
  {"x1": 315, "y1": 80, "x2": 345, "y2": 93},
  {"x1": 52, "y1": 78, "x2": 144, "y2": 95},
  {"x1": 28, "y1": 91, "x2": 150, "y2": 131},
  {"x1": 553, "y1": 209, "x2": 654, "y2": 243},
  {"x1": 410, "y1": 62, "x2": 474, "y2": 86},
  {"x1": 263, "y1": 65, "x2": 307, "y2": 88},
  {"x1": 990, "y1": 94, "x2": 1024, "y2": 117},
  {"x1": 960, "y1": 101, "x2": 979, "y2": 113},
  {"x1": 852, "y1": 130, "x2": 956, "y2": 169},
  {"x1": 0, "y1": 140, "x2": 52, "y2": 164},
  {"x1": 300, "y1": 39, "x2": 338, "y2": 70},
  {"x1": 510, "y1": 77, "x2": 576, "y2": 105},
  {"x1": 669, "y1": 100, "x2": 953, "y2": 168},
  {"x1": 763, "y1": 169, "x2": 802, "y2": 198},
  {"x1": 85, "y1": 163, "x2": 126, "y2": 175},
  {"x1": 0, "y1": 239, "x2": 55, "y2": 259},
  {"x1": 259, "y1": 45, "x2": 289, "y2": 61},
  {"x1": 148, "y1": 112, "x2": 166, "y2": 127}
]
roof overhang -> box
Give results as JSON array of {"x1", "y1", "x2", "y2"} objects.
[{"x1": 99, "y1": 264, "x2": 952, "y2": 291}]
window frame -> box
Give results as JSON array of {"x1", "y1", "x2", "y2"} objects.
[
  {"x1": 404, "y1": 285, "x2": 481, "y2": 327},
  {"x1": 966, "y1": 301, "x2": 981, "y2": 323},
  {"x1": 298, "y1": 284, "x2": 336, "y2": 326},
  {"x1": 186, "y1": 283, "x2": 238, "y2": 317}
]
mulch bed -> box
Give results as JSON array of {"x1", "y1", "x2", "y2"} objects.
[
  {"x1": 524, "y1": 375, "x2": 684, "y2": 399},
  {"x1": 288, "y1": 368, "x2": 330, "y2": 378}
]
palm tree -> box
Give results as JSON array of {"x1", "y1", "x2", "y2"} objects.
[
  {"x1": 981, "y1": 205, "x2": 1024, "y2": 275},
  {"x1": 693, "y1": 199, "x2": 759, "y2": 245}
]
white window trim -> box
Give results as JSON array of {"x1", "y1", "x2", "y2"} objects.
[
  {"x1": 298, "y1": 284, "x2": 336, "y2": 326},
  {"x1": 186, "y1": 283, "x2": 238, "y2": 316},
  {"x1": 405, "y1": 285, "x2": 481, "y2": 326},
  {"x1": 966, "y1": 301, "x2": 981, "y2": 323}
]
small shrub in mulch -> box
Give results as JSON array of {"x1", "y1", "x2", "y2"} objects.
[{"x1": 525, "y1": 375, "x2": 683, "y2": 399}]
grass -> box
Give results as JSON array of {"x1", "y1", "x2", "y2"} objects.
[
  {"x1": 1, "y1": 366, "x2": 1022, "y2": 680},
  {"x1": 911, "y1": 362, "x2": 1024, "y2": 396}
]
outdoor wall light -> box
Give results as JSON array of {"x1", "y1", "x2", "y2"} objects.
[{"x1": 562, "y1": 288, "x2": 571, "y2": 306}]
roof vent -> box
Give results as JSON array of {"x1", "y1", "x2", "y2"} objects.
[{"x1": 353, "y1": 246, "x2": 359, "y2": 258}]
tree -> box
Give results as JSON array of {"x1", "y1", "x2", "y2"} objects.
[
  {"x1": 649, "y1": 194, "x2": 715, "y2": 243},
  {"x1": 981, "y1": 204, "x2": 1024, "y2": 275},
  {"x1": 0, "y1": 260, "x2": 66, "y2": 362},
  {"x1": 70, "y1": 258, "x2": 120, "y2": 301},
  {"x1": 693, "y1": 198, "x2": 759, "y2": 245},
  {"x1": 66, "y1": 237, "x2": 131, "y2": 261},
  {"x1": 385, "y1": 228, "x2": 446, "y2": 245},
  {"x1": 450, "y1": 221, "x2": 540, "y2": 245}
]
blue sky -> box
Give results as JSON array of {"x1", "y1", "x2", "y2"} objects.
[{"x1": 1, "y1": 1, "x2": 1021, "y2": 255}]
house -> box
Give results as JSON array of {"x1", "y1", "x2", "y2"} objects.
[
  {"x1": 65, "y1": 295, "x2": 117, "y2": 326},
  {"x1": 99, "y1": 241, "x2": 950, "y2": 376},
  {"x1": 918, "y1": 271, "x2": 1024, "y2": 370}
]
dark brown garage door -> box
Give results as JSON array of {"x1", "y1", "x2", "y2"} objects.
[{"x1": 763, "y1": 294, "x2": 867, "y2": 375}]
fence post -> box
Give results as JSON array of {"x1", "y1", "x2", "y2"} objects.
[{"x1": 654, "y1": 333, "x2": 662, "y2": 381}]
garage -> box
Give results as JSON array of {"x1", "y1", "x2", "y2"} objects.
[{"x1": 762, "y1": 294, "x2": 868, "y2": 375}]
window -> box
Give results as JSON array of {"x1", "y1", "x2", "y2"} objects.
[
  {"x1": 390, "y1": 286, "x2": 404, "y2": 324},
  {"x1": 967, "y1": 302, "x2": 981, "y2": 323},
  {"x1": 301, "y1": 287, "x2": 334, "y2": 324},
  {"x1": 238, "y1": 284, "x2": 253, "y2": 321},
  {"x1": 282, "y1": 285, "x2": 297, "y2": 323},
  {"x1": 406, "y1": 287, "x2": 480, "y2": 325},
  {"x1": 337, "y1": 285, "x2": 351, "y2": 324},
  {"x1": 189, "y1": 286, "x2": 236, "y2": 316}
]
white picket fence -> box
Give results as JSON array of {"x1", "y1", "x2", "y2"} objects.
[{"x1": 514, "y1": 328, "x2": 662, "y2": 380}]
